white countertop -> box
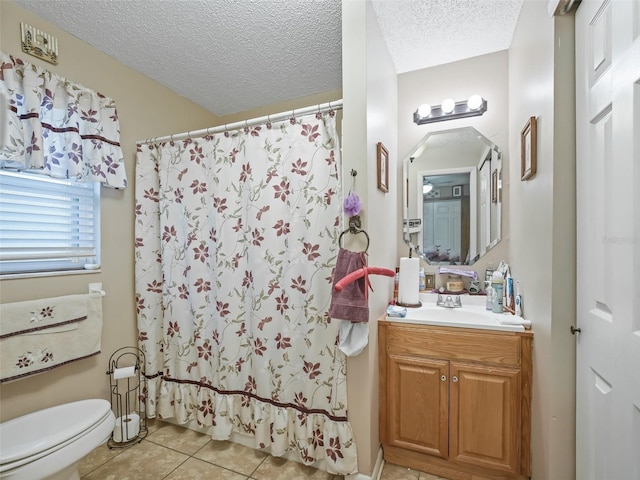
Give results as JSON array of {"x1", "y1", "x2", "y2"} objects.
[{"x1": 386, "y1": 293, "x2": 529, "y2": 333}]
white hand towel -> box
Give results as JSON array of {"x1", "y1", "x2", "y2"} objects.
[{"x1": 338, "y1": 321, "x2": 369, "y2": 357}]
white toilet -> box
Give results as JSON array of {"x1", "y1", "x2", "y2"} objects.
[{"x1": 0, "y1": 399, "x2": 116, "y2": 480}]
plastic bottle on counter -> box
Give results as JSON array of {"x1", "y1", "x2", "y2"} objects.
[
  {"x1": 491, "y1": 271, "x2": 504, "y2": 313},
  {"x1": 485, "y1": 283, "x2": 494, "y2": 310},
  {"x1": 515, "y1": 281, "x2": 523, "y2": 316},
  {"x1": 419, "y1": 268, "x2": 426, "y2": 291}
]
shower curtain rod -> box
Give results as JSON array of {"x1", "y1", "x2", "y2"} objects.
[{"x1": 140, "y1": 99, "x2": 343, "y2": 145}]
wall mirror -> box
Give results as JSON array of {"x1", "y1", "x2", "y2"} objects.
[{"x1": 403, "y1": 126, "x2": 502, "y2": 265}]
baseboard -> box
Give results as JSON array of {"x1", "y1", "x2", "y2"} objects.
[{"x1": 346, "y1": 447, "x2": 384, "y2": 480}]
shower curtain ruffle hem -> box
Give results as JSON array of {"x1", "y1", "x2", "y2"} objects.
[{"x1": 145, "y1": 376, "x2": 357, "y2": 474}]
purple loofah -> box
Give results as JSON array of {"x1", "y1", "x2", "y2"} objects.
[{"x1": 343, "y1": 192, "x2": 362, "y2": 217}]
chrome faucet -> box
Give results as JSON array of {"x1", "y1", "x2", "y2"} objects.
[{"x1": 436, "y1": 294, "x2": 462, "y2": 308}]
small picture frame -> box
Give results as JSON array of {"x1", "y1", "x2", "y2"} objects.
[
  {"x1": 521, "y1": 116, "x2": 537, "y2": 181},
  {"x1": 377, "y1": 142, "x2": 389, "y2": 193},
  {"x1": 452, "y1": 185, "x2": 462, "y2": 197},
  {"x1": 491, "y1": 170, "x2": 498, "y2": 203}
]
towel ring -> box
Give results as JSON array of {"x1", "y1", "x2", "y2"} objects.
[{"x1": 338, "y1": 228, "x2": 370, "y2": 253}]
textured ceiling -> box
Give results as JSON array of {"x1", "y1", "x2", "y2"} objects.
[
  {"x1": 371, "y1": 0, "x2": 524, "y2": 73},
  {"x1": 14, "y1": 0, "x2": 523, "y2": 117},
  {"x1": 373, "y1": 0, "x2": 523, "y2": 73}
]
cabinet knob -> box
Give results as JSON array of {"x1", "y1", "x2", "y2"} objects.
[
  {"x1": 441, "y1": 375, "x2": 447, "y2": 382},
  {"x1": 452, "y1": 376, "x2": 459, "y2": 383}
]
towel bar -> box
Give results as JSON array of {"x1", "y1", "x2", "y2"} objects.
[{"x1": 88, "y1": 283, "x2": 106, "y2": 297}]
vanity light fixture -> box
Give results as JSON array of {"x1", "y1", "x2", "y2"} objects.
[
  {"x1": 467, "y1": 94, "x2": 483, "y2": 110},
  {"x1": 441, "y1": 98, "x2": 456, "y2": 114},
  {"x1": 414, "y1": 95, "x2": 488, "y2": 125},
  {"x1": 417, "y1": 104, "x2": 432, "y2": 118}
]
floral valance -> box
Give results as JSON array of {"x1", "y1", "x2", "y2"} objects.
[{"x1": 0, "y1": 52, "x2": 127, "y2": 189}]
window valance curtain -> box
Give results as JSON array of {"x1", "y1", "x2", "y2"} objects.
[{"x1": 0, "y1": 52, "x2": 127, "y2": 189}]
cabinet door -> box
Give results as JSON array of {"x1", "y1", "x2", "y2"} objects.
[
  {"x1": 386, "y1": 353, "x2": 448, "y2": 458},
  {"x1": 449, "y1": 362, "x2": 520, "y2": 474}
]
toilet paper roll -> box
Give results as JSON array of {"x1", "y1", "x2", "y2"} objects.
[
  {"x1": 113, "y1": 413, "x2": 140, "y2": 443},
  {"x1": 113, "y1": 366, "x2": 136, "y2": 380},
  {"x1": 398, "y1": 257, "x2": 420, "y2": 305}
]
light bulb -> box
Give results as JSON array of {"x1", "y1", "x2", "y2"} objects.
[
  {"x1": 467, "y1": 95, "x2": 483, "y2": 110},
  {"x1": 423, "y1": 183, "x2": 433, "y2": 194},
  {"x1": 417, "y1": 104, "x2": 431, "y2": 118},
  {"x1": 441, "y1": 98, "x2": 455, "y2": 114}
]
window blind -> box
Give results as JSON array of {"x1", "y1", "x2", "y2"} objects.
[{"x1": 0, "y1": 170, "x2": 100, "y2": 275}]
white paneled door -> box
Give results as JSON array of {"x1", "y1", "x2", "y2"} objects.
[{"x1": 575, "y1": 1, "x2": 640, "y2": 479}]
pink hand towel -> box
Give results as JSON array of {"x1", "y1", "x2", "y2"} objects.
[{"x1": 329, "y1": 248, "x2": 370, "y2": 323}]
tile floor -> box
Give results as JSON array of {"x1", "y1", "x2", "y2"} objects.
[{"x1": 79, "y1": 420, "x2": 449, "y2": 480}]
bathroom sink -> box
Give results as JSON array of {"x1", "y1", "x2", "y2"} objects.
[{"x1": 388, "y1": 293, "x2": 527, "y2": 332}]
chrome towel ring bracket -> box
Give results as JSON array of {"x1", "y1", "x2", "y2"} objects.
[{"x1": 338, "y1": 215, "x2": 370, "y2": 252}]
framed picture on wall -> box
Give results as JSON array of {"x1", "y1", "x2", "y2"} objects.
[
  {"x1": 521, "y1": 116, "x2": 537, "y2": 180},
  {"x1": 453, "y1": 185, "x2": 462, "y2": 197},
  {"x1": 377, "y1": 142, "x2": 389, "y2": 193}
]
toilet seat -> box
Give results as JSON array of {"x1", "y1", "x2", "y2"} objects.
[{"x1": 0, "y1": 399, "x2": 113, "y2": 472}]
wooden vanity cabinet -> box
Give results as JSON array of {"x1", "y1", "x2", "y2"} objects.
[{"x1": 379, "y1": 320, "x2": 533, "y2": 480}]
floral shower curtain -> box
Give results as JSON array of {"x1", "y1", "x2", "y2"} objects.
[{"x1": 135, "y1": 112, "x2": 357, "y2": 474}]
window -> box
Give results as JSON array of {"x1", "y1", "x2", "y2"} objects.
[{"x1": 0, "y1": 170, "x2": 100, "y2": 276}]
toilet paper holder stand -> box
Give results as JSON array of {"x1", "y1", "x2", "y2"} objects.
[{"x1": 106, "y1": 346, "x2": 148, "y2": 449}]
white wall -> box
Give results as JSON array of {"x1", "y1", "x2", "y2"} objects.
[
  {"x1": 342, "y1": 0, "x2": 398, "y2": 475},
  {"x1": 508, "y1": 1, "x2": 576, "y2": 478},
  {"x1": 397, "y1": 51, "x2": 510, "y2": 278}
]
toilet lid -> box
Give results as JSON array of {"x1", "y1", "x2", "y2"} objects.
[{"x1": 0, "y1": 399, "x2": 112, "y2": 466}]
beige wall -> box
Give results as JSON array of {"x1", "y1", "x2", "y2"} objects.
[
  {"x1": 0, "y1": 0, "x2": 219, "y2": 421},
  {"x1": 397, "y1": 50, "x2": 510, "y2": 278},
  {"x1": 0, "y1": 1, "x2": 341, "y2": 422},
  {"x1": 342, "y1": 0, "x2": 398, "y2": 474},
  {"x1": 508, "y1": 1, "x2": 576, "y2": 479}
]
